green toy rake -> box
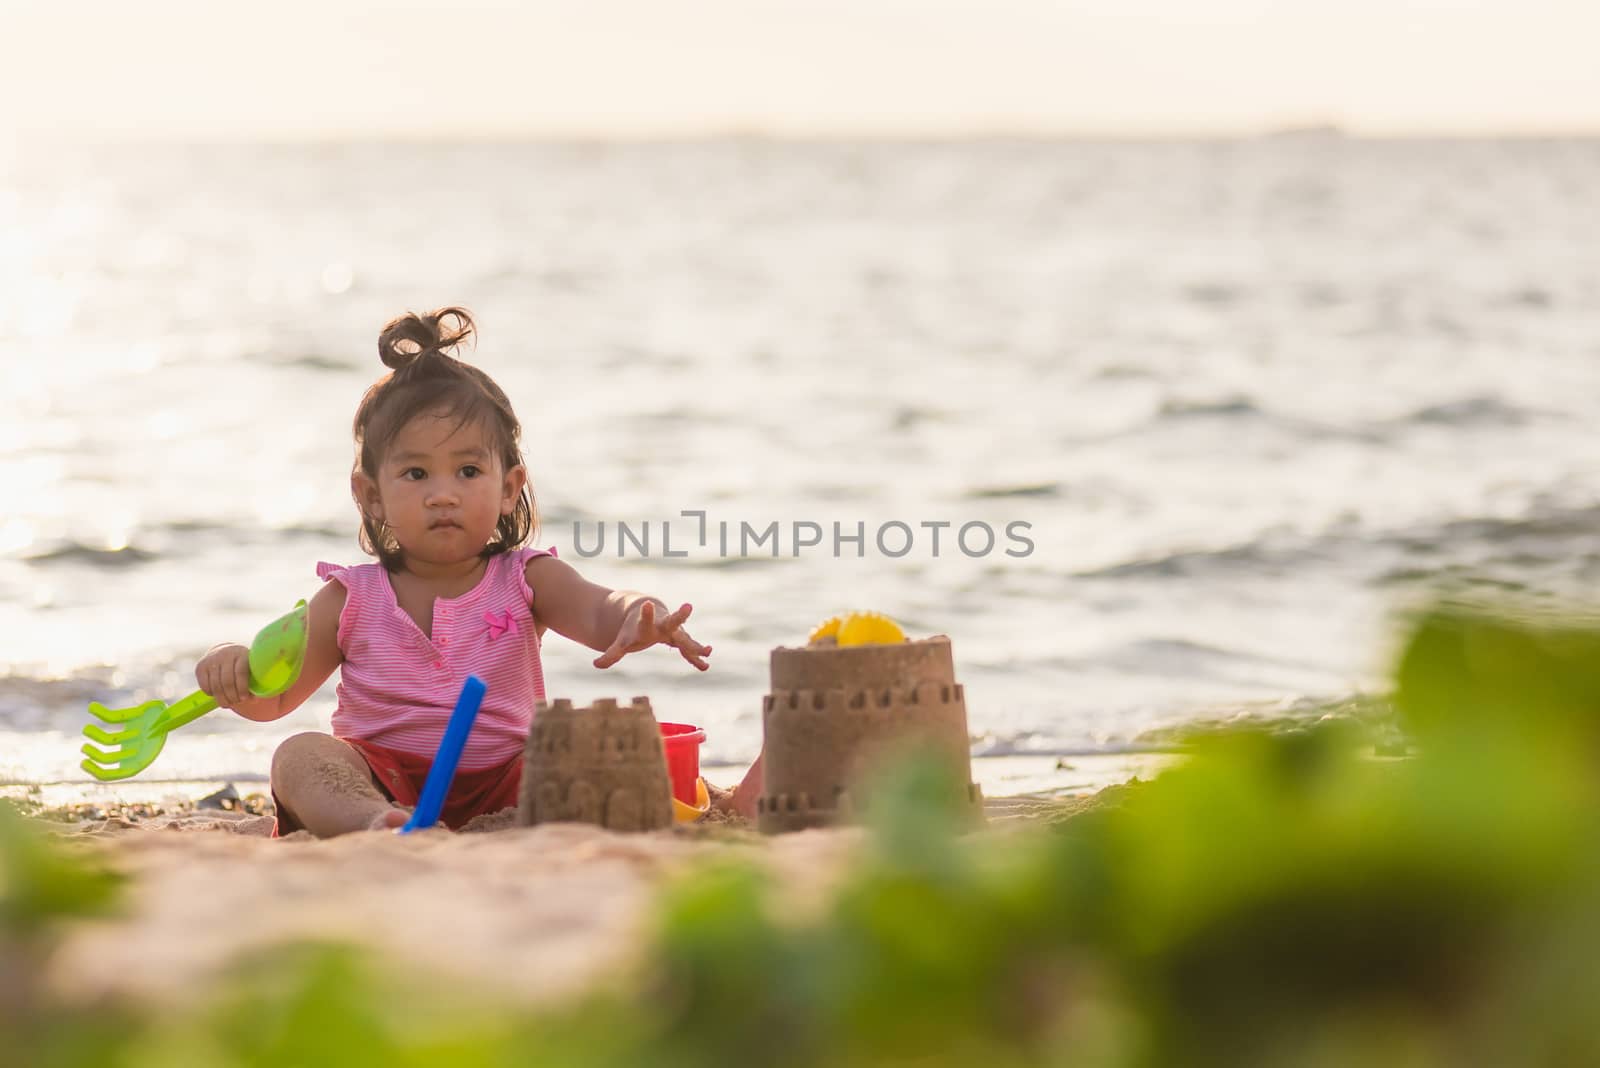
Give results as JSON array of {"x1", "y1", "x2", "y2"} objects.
[{"x1": 81, "y1": 601, "x2": 309, "y2": 781}]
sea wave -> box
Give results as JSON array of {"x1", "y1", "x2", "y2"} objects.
[
  {"x1": 0, "y1": 669, "x2": 130, "y2": 731},
  {"x1": 1075, "y1": 543, "x2": 1282, "y2": 580},
  {"x1": 1112, "y1": 392, "x2": 1554, "y2": 446},
  {"x1": 23, "y1": 543, "x2": 157, "y2": 568},
  {"x1": 257, "y1": 351, "x2": 360, "y2": 372},
  {"x1": 969, "y1": 733, "x2": 1175, "y2": 758},
  {"x1": 964, "y1": 481, "x2": 1062, "y2": 500},
  {"x1": 1155, "y1": 395, "x2": 1263, "y2": 421},
  {"x1": 1127, "y1": 395, "x2": 1383, "y2": 444},
  {"x1": 1395, "y1": 395, "x2": 1548, "y2": 429},
  {"x1": 1076, "y1": 502, "x2": 1600, "y2": 585},
  {"x1": 1133, "y1": 693, "x2": 1401, "y2": 747}
]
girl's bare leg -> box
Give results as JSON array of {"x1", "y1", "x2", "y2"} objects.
[
  {"x1": 270, "y1": 732, "x2": 409, "y2": 837},
  {"x1": 707, "y1": 751, "x2": 762, "y2": 821}
]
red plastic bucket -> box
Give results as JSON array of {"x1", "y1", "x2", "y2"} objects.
[{"x1": 659, "y1": 722, "x2": 706, "y2": 805}]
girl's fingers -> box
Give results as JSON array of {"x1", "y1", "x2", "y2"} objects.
[
  {"x1": 196, "y1": 647, "x2": 251, "y2": 708},
  {"x1": 651, "y1": 605, "x2": 695, "y2": 649},
  {"x1": 601, "y1": 603, "x2": 704, "y2": 668},
  {"x1": 593, "y1": 638, "x2": 628, "y2": 669},
  {"x1": 656, "y1": 603, "x2": 692, "y2": 631},
  {"x1": 672, "y1": 628, "x2": 710, "y2": 657},
  {"x1": 672, "y1": 629, "x2": 712, "y2": 670},
  {"x1": 206, "y1": 666, "x2": 229, "y2": 709},
  {"x1": 207, "y1": 665, "x2": 228, "y2": 707}
]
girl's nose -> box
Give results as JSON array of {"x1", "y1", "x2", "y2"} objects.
[{"x1": 424, "y1": 484, "x2": 460, "y2": 505}]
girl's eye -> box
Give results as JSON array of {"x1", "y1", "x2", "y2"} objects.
[
  {"x1": 402, "y1": 467, "x2": 426, "y2": 481},
  {"x1": 460, "y1": 465, "x2": 481, "y2": 478}
]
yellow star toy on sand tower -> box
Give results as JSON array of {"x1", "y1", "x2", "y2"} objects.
[{"x1": 808, "y1": 611, "x2": 906, "y2": 646}]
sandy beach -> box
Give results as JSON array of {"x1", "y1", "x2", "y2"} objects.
[{"x1": 15, "y1": 752, "x2": 1167, "y2": 1012}]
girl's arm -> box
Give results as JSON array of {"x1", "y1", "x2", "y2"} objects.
[
  {"x1": 525, "y1": 555, "x2": 711, "y2": 670},
  {"x1": 195, "y1": 581, "x2": 346, "y2": 722}
]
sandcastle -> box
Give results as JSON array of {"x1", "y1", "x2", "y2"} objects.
[
  {"x1": 757, "y1": 633, "x2": 984, "y2": 834},
  {"x1": 517, "y1": 696, "x2": 674, "y2": 832}
]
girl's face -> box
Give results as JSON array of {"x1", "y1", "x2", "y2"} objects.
[{"x1": 356, "y1": 411, "x2": 525, "y2": 569}]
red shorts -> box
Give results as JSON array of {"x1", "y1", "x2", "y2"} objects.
[{"x1": 272, "y1": 736, "x2": 523, "y2": 836}]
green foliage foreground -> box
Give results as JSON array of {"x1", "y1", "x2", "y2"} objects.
[{"x1": 7, "y1": 602, "x2": 1600, "y2": 1066}]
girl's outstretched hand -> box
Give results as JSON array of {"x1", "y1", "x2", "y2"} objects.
[{"x1": 593, "y1": 600, "x2": 712, "y2": 672}]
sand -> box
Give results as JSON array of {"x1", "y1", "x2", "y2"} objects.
[
  {"x1": 37, "y1": 810, "x2": 870, "y2": 1011},
  {"x1": 13, "y1": 754, "x2": 1171, "y2": 1010}
]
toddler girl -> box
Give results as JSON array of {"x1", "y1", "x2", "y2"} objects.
[{"x1": 195, "y1": 307, "x2": 716, "y2": 836}]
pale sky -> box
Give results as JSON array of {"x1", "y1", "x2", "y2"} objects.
[{"x1": 3, "y1": 0, "x2": 1598, "y2": 139}]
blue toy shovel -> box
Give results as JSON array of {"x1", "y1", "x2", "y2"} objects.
[{"x1": 398, "y1": 675, "x2": 487, "y2": 834}]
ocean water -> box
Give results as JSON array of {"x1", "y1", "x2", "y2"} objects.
[{"x1": 4, "y1": 136, "x2": 1600, "y2": 785}]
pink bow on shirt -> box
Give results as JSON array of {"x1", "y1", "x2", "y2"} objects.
[{"x1": 484, "y1": 609, "x2": 519, "y2": 641}]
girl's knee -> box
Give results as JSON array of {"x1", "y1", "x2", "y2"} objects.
[{"x1": 270, "y1": 731, "x2": 342, "y2": 785}]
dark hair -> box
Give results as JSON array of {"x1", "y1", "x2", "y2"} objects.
[{"x1": 352, "y1": 306, "x2": 535, "y2": 570}]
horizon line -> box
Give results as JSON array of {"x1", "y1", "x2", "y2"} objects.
[{"x1": 13, "y1": 124, "x2": 1600, "y2": 148}]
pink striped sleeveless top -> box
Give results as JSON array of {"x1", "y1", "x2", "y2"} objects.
[{"x1": 316, "y1": 546, "x2": 555, "y2": 770}]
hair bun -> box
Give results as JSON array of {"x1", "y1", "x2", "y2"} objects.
[{"x1": 377, "y1": 306, "x2": 476, "y2": 370}]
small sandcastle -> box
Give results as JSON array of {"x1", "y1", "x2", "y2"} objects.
[
  {"x1": 758, "y1": 624, "x2": 984, "y2": 834},
  {"x1": 517, "y1": 696, "x2": 674, "y2": 832}
]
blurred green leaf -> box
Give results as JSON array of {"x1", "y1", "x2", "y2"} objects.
[
  {"x1": 1396, "y1": 604, "x2": 1600, "y2": 743},
  {"x1": 0, "y1": 802, "x2": 124, "y2": 937}
]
